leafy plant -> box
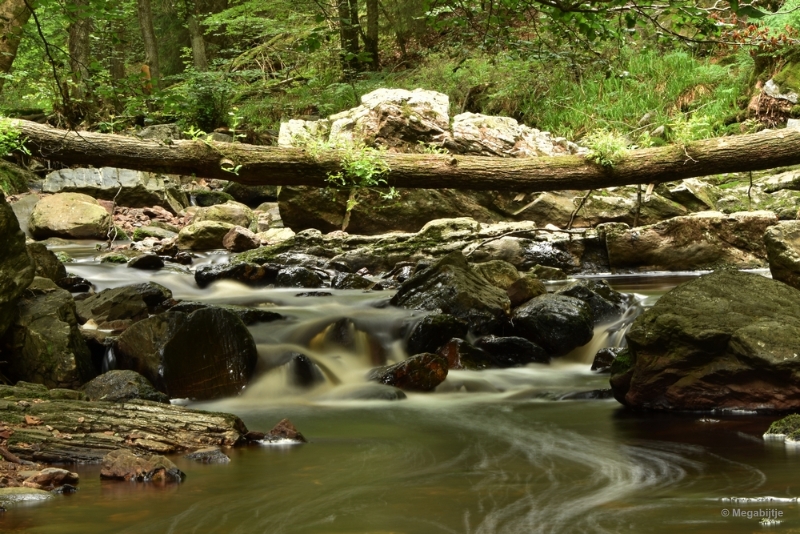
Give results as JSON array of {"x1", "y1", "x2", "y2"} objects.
[
  {"x1": 0, "y1": 118, "x2": 30, "y2": 158},
  {"x1": 581, "y1": 129, "x2": 629, "y2": 167}
]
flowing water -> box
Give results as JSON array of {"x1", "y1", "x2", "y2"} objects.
[{"x1": 1, "y1": 250, "x2": 797, "y2": 534}]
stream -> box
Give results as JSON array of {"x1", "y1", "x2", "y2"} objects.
[{"x1": 1, "y1": 248, "x2": 797, "y2": 534}]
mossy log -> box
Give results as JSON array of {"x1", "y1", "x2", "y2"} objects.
[
  {"x1": 14, "y1": 119, "x2": 800, "y2": 191},
  {"x1": 0, "y1": 384, "x2": 247, "y2": 463}
]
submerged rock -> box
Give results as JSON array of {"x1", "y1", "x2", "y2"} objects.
[
  {"x1": 367, "y1": 353, "x2": 448, "y2": 392},
  {"x1": 610, "y1": 269, "x2": 800, "y2": 411},
  {"x1": 511, "y1": 294, "x2": 593, "y2": 356},
  {"x1": 591, "y1": 347, "x2": 622, "y2": 373},
  {"x1": 184, "y1": 447, "x2": 230, "y2": 463},
  {"x1": 194, "y1": 262, "x2": 278, "y2": 288}
]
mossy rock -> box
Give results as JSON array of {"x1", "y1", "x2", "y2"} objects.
[
  {"x1": 773, "y1": 62, "x2": 800, "y2": 94},
  {"x1": 191, "y1": 190, "x2": 234, "y2": 207},
  {"x1": 765, "y1": 414, "x2": 800, "y2": 437},
  {"x1": 0, "y1": 160, "x2": 34, "y2": 195}
]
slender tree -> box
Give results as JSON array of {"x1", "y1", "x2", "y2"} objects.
[
  {"x1": 0, "y1": 0, "x2": 33, "y2": 95},
  {"x1": 364, "y1": 0, "x2": 378, "y2": 69},
  {"x1": 67, "y1": 0, "x2": 92, "y2": 99},
  {"x1": 136, "y1": 0, "x2": 161, "y2": 89}
]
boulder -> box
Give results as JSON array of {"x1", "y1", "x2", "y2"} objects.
[
  {"x1": 591, "y1": 347, "x2": 621, "y2": 373},
  {"x1": 100, "y1": 449, "x2": 185, "y2": 483},
  {"x1": 264, "y1": 418, "x2": 307, "y2": 443},
  {"x1": 176, "y1": 220, "x2": 235, "y2": 250},
  {"x1": 192, "y1": 200, "x2": 254, "y2": 228},
  {"x1": 82, "y1": 370, "x2": 169, "y2": 403},
  {"x1": 136, "y1": 123, "x2": 182, "y2": 142},
  {"x1": 190, "y1": 189, "x2": 235, "y2": 207},
  {"x1": 437, "y1": 338, "x2": 493, "y2": 370},
  {"x1": 603, "y1": 211, "x2": 777, "y2": 272},
  {"x1": 113, "y1": 307, "x2": 258, "y2": 399},
  {"x1": 223, "y1": 226, "x2": 260, "y2": 252},
  {"x1": 331, "y1": 271, "x2": 373, "y2": 289},
  {"x1": 0, "y1": 159, "x2": 34, "y2": 195},
  {"x1": 764, "y1": 221, "x2": 800, "y2": 289},
  {"x1": 571, "y1": 187, "x2": 689, "y2": 227},
  {"x1": 75, "y1": 282, "x2": 172, "y2": 327},
  {"x1": 473, "y1": 260, "x2": 519, "y2": 290},
  {"x1": 257, "y1": 227, "x2": 295, "y2": 245},
  {"x1": 390, "y1": 252, "x2": 511, "y2": 335},
  {"x1": 168, "y1": 301, "x2": 283, "y2": 325},
  {"x1": 555, "y1": 279, "x2": 630, "y2": 324},
  {"x1": 127, "y1": 253, "x2": 164, "y2": 270},
  {"x1": 132, "y1": 225, "x2": 177, "y2": 241},
  {"x1": 284, "y1": 352, "x2": 325, "y2": 388},
  {"x1": 222, "y1": 182, "x2": 277, "y2": 207},
  {"x1": 184, "y1": 447, "x2": 230, "y2": 463},
  {"x1": 511, "y1": 294, "x2": 594, "y2": 356},
  {"x1": 0, "y1": 195, "x2": 35, "y2": 337},
  {"x1": 474, "y1": 335, "x2": 549, "y2": 366},
  {"x1": 28, "y1": 193, "x2": 111, "y2": 240},
  {"x1": 506, "y1": 276, "x2": 546, "y2": 308},
  {"x1": 367, "y1": 353, "x2": 448, "y2": 392},
  {"x1": 194, "y1": 262, "x2": 278, "y2": 288},
  {"x1": 610, "y1": 269, "x2": 800, "y2": 411},
  {"x1": 26, "y1": 242, "x2": 66, "y2": 282},
  {"x1": 275, "y1": 266, "x2": 323, "y2": 288},
  {"x1": 2, "y1": 277, "x2": 94, "y2": 388},
  {"x1": 22, "y1": 468, "x2": 79, "y2": 491},
  {"x1": 406, "y1": 314, "x2": 469, "y2": 355},
  {"x1": 42, "y1": 167, "x2": 186, "y2": 213},
  {"x1": 448, "y1": 112, "x2": 576, "y2": 157}
]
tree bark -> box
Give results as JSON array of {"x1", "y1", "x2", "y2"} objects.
[
  {"x1": 13, "y1": 119, "x2": 800, "y2": 192},
  {"x1": 364, "y1": 0, "x2": 379, "y2": 69},
  {"x1": 67, "y1": 0, "x2": 92, "y2": 99},
  {"x1": 338, "y1": 0, "x2": 359, "y2": 72},
  {"x1": 136, "y1": 0, "x2": 161, "y2": 90},
  {"x1": 0, "y1": 0, "x2": 33, "y2": 95},
  {"x1": 187, "y1": 14, "x2": 208, "y2": 71}
]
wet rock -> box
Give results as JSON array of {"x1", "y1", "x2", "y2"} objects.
[
  {"x1": 177, "y1": 220, "x2": 235, "y2": 250},
  {"x1": 114, "y1": 307, "x2": 258, "y2": 400},
  {"x1": 511, "y1": 294, "x2": 593, "y2": 356},
  {"x1": 28, "y1": 193, "x2": 112, "y2": 240},
  {"x1": 591, "y1": 347, "x2": 621, "y2": 373},
  {"x1": 264, "y1": 418, "x2": 306, "y2": 443},
  {"x1": 276, "y1": 266, "x2": 323, "y2": 288},
  {"x1": 192, "y1": 200, "x2": 254, "y2": 228},
  {"x1": 56, "y1": 274, "x2": 92, "y2": 293},
  {"x1": 390, "y1": 252, "x2": 510, "y2": 335},
  {"x1": 437, "y1": 338, "x2": 493, "y2": 370},
  {"x1": 530, "y1": 264, "x2": 567, "y2": 280},
  {"x1": 2, "y1": 277, "x2": 94, "y2": 388},
  {"x1": 603, "y1": 211, "x2": 777, "y2": 272},
  {"x1": 473, "y1": 260, "x2": 519, "y2": 290},
  {"x1": 43, "y1": 167, "x2": 187, "y2": 213},
  {"x1": 223, "y1": 226, "x2": 260, "y2": 252},
  {"x1": 184, "y1": 447, "x2": 230, "y2": 463},
  {"x1": 295, "y1": 291, "x2": 332, "y2": 297},
  {"x1": 610, "y1": 269, "x2": 800, "y2": 411},
  {"x1": 764, "y1": 221, "x2": 800, "y2": 289},
  {"x1": 82, "y1": 370, "x2": 169, "y2": 403},
  {"x1": 127, "y1": 253, "x2": 164, "y2": 270},
  {"x1": 318, "y1": 383, "x2": 407, "y2": 401},
  {"x1": 0, "y1": 487, "x2": 53, "y2": 503},
  {"x1": 474, "y1": 335, "x2": 549, "y2": 366},
  {"x1": 0, "y1": 195, "x2": 35, "y2": 338},
  {"x1": 169, "y1": 301, "x2": 283, "y2": 325},
  {"x1": 75, "y1": 282, "x2": 172, "y2": 326},
  {"x1": 131, "y1": 225, "x2": 177, "y2": 241},
  {"x1": 555, "y1": 279, "x2": 629, "y2": 324},
  {"x1": 285, "y1": 352, "x2": 325, "y2": 388},
  {"x1": 367, "y1": 353, "x2": 448, "y2": 392},
  {"x1": 506, "y1": 276, "x2": 547, "y2": 308},
  {"x1": 764, "y1": 414, "x2": 800, "y2": 442},
  {"x1": 406, "y1": 314, "x2": 469, "y2": 355},
  {"x1": 331, "y1": 271, "x2": 373, "y2": 289},
  {"x1": 194, "y1": 262, "x2": 278, "y2": 288},
  {"x1": 26, "y1": 242, "x2": 66, "y2": 282},
  {"x1": 191, "y1": 189, "x2": 234, "y2": 207},
  {"x1": 100, "y1": 449, "x2": 185, "y2": 483},
  {"x1": 22, "y1": 468, "x2": 79, "y2": 491}
]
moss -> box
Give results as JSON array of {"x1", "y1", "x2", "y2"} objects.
[
  {"x1": 110, "y1": 226, "x2": 129, "y2": 241},
  {"x1": 232, "y1": 239, "x2": 297, "y2": 264},
  {"x1": 132, "y1": 227, "x2": 166, "y2": 241},
  {"x1": 766, "y1": 414, "x2": 800, "y2": 436},
  {"x1": 54, "y1": 252, "x2": 73, "y2": 263},
  {"x1": 101, "y1": 254, "x2": 130, "y2": 264},
  {"x1": 773, "y1": 62, "x2": 800, "y2": 93},
  {"x1": 609, "y1": 348, "x2": 633, "y2": 376}
]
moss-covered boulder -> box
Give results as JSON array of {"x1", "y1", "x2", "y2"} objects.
[
  {"x1": 473, "y1": 260, "x2": 519, "y2": 290},
  {"x1": 1, "y1": 277, "x2": 95, "y2": 388},
  {"x1": 192, "y1": 200, "x2": 254, "y2": 228},
  {"x1": 0, "y1": 160, "x2": 34, "y2": 195},
  {"x1": 764, "y1": 221, "x2": 800, "y2": 290},
  {"x1": 26, "y1": 242, "x2": 67, "y2": 282},
  {"x1": 75, "y1": 282, "x2": 172, "y2": 327},
  {"x1": 28, "y1": 193, "x2": 111, "y2": 240},
  {"x1": 0, "y1": 194, "x2": 35, "y2": 339},
  {"x1": 82, "y1": 370, "x2": 169, "y2": 403},
  {"x1": 610, "y1": 269, "x2": 800, "y2": 411},
  {"x1": 176, "y1": 220, "x2": 235, "y2": 250}
]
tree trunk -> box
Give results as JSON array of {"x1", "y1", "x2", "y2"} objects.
[
  {"x1": 364, "y1": 0, "x2": 378, "y2": 70},
  {"x1": 67, "y1": 0, "x2": 92, "y2": 99},
  {"x1": 186, "y1": 8, "x2": 208, "y2": 71},
  {"x1": 136, "y1": 0, "x2": 161, "y2": 90},
  {"x1": 338, "y1": 0, "x2": 359, "y2": 72},
  {"x1": 13, "y1": 119, "x2": 800, "y2": 192},
  {"x1": 0, "y1": 0, "x2": 33, "y2": 95}
]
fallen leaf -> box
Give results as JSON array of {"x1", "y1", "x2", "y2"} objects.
[
  {"x1": 77, "y1": 417, "x2": 85, "y2": 423},
  {"x1": 24, "y1": 416, "x2": 42, "y2": 425}
]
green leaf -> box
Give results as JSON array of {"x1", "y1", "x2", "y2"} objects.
[{"x1": 735, "y1": 5, "x2": 766, "y2": 19}]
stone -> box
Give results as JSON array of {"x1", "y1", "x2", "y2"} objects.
[
  {"x1": 136, "y1": 123, "x2": 182, "y2": 142},
  {"x1": 100, "y1": 449, "x2": 185, "y2": 483},
  {"x1": 2, "y1": 277, "x2": 94, "y2": 388},
  {"x1": 190, "y1": 189, "x2": 235, "y2": 207},
  {"x1": 265, "y1": 418, "x2": 306, "y2": 443},
  {"x1": 318, "y1": 383, "x2": 406, "y2": 401},
  {"x1": 194, "y1": 262, "x2": 278, "y2": 288},
  {"x1": 610, "y1": 269, "x2": 800, "y2": 411},
  {"x1": 573, "y1": 187, "x2": 689, "y2": 227},
  {"x1": 511, "y1": 294, "x2": 594, "y2": 356},
  {"x1": 192, "y1": 200, "x2": 254, "y2": 228},
  {"x1": 555, "y1": 279, "x2": 630, "y2": 324},
  {"x1": 0, "y1": 487, "x2": 53, "y2": 503},
  {"x1": 275, "y1": 266, "x2": 323, "y2": 288},
  {"x1": 448, "y1": 112, "x2": 572, "y2": 157},
  {"x1": 506, "y1": 276, "x2": 547, "y2": 308},
  {"x1": 28, "y1": 193, "x2": 112, "y2": 240},
  {"x1": 257, "y1": 227, "x2": 295, "y2": 245},
  {"x1": 473, "y1": 260, "x2": 519, "y2": 290},
  {"x1": 22, "y1": 468, "x2": 79, "y2": 491},
  {"x1": 406, "y1": 314, "x2": 469, "y2": 355},
  {"x1": 56, "y1": 274, "x2": 92, "y2": 293},
  {"x1": 390, "y1": 252, "x2": 510, "y2": 335},
  {"x1": 26, "y1": 242, "x2": 66, "y2": 282},
  {"x1": 82, "y1": 370, "x2": 169, "y2": 403},
  {"x1": 530, "y1": 264, "x2": 567, "y2": 280},
  {"x1": 285, "y1": 352, "x2": 325, "y2": 388},
  {"x1": 367, "y1": 353, "x2": 448, "y2": 392},
  {"x1": 75, "y1": 282, "x2": 172, "y2": 326},
  {"x1": 222, "y1": 226, "x2": 260, "y2": 252},
  {"x1": 127, "y1": 253, "x2": 164, "y2": 270},
  {"x1": 222, "y1": 182, "x2": 278, "y2": 207},
  {"x1": 764, "y1": 221, "x2": 800, "y2": 289},
  {"x1": 177, "y1": 220, "x2": 235, "y2": 250},
  {"x1": 663, "y1": 178, "x2": 719, "y2": 211},
  {"x1": 113, "y1": 307, "x2": 258, "y2": 400},
  {"x1": 330, "y1": 271, "x2": 373, "y2": 289},
  {"x1": 591, "y1": 347, "x2": 621, "y2": 373},
  {"x1": 184, "y1": 447, "x2": 230, "y2": 463},
  {"x1": 0, "y1": 159, "x2": 34, "y2": 195},
  {"x1": 514, "y1": 192, "x2": 576, "y2": 228},
  {"x1": 131, "y1": 226, "x2": 177, "y2": 241},
  {"x1": 474, "y1": 335, "x2": 549, "y2": 366},
  {"x1": 42, "y1": 167, "x2": 186, "y2": 213},
  {"x1": 0, "y1": 194, "x2": 35, "y2": 338},
  {"x1": 168, "y1": 301, "x2": 282, "y2": 325},
  {"x1": 437, "y1": 338, "x2": 493, "y2": 370},
  {"x1": 603, "y1": 211, "x2": 777, "y2": 272}
]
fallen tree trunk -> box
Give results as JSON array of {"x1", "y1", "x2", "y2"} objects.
[{"x1": 14, "y1": 119, "x2": 800, "y2": 191}]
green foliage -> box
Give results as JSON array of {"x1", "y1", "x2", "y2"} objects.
[
  {"x1": 582, "y1": 129, "x2": 629, "y2": 167},
  {"x1": 670, "y1": 113, "x2": 715, "y2": 145},
  {"x1": 0, "y1": 118, "x2": 29, "y2": 158},
  {"x1": 308, "y1": 140, "x2": 392, "y2": 190}
]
